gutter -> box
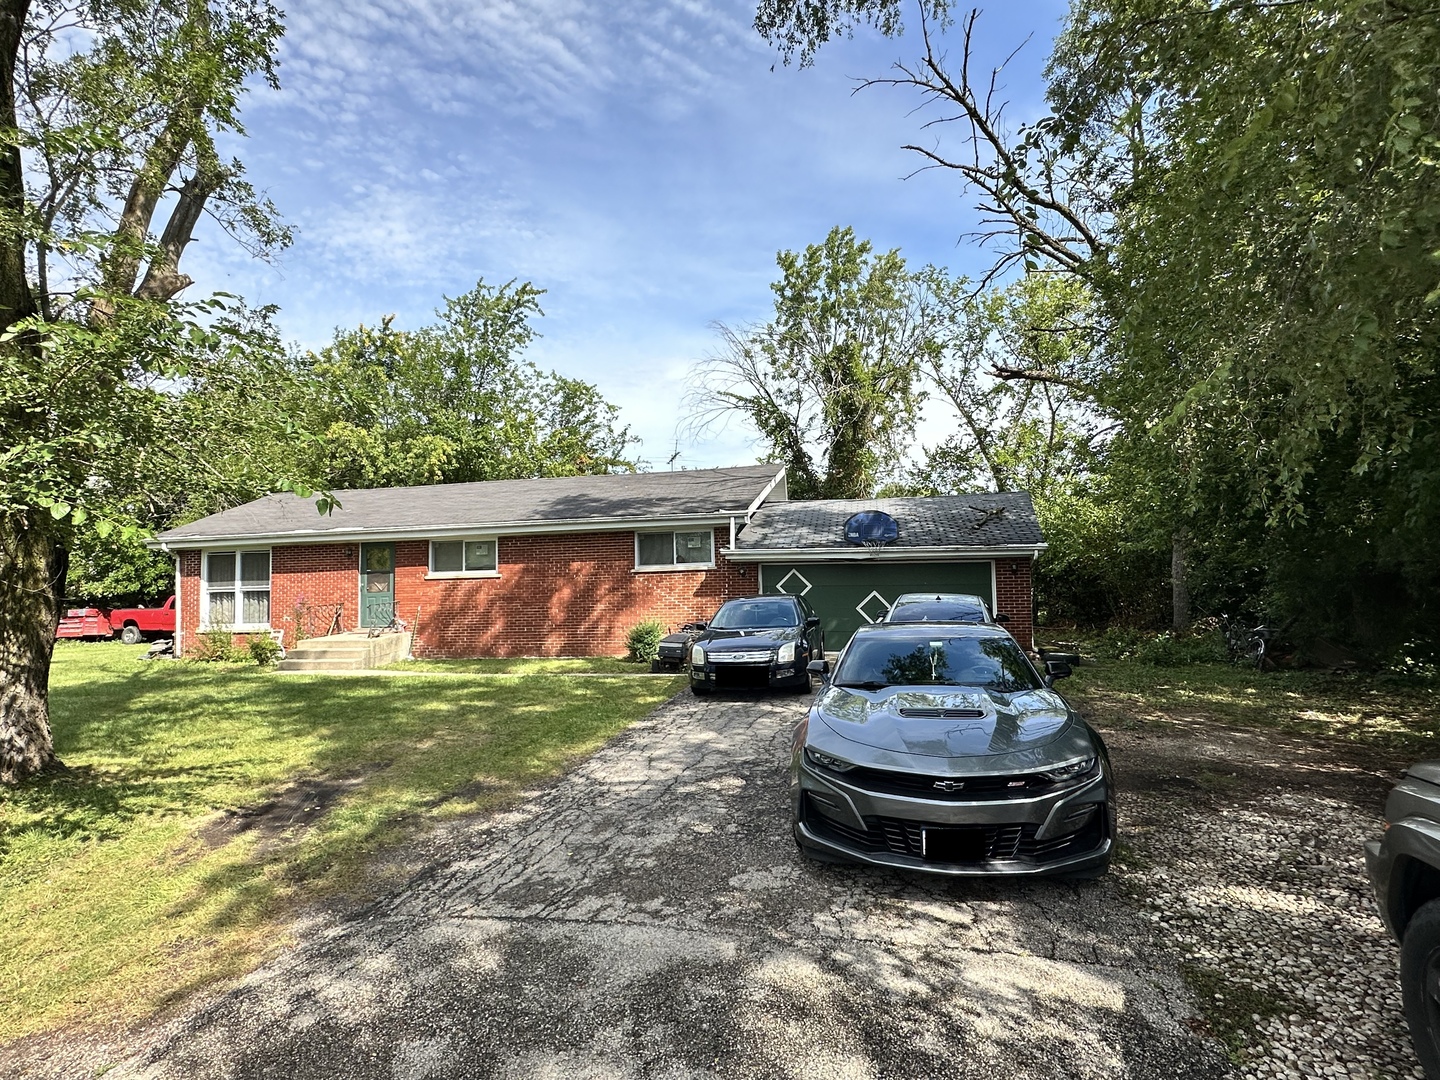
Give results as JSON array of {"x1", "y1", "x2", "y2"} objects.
[{"x1": 720, "y1": 543, "x2": 1048, "y2": 563}]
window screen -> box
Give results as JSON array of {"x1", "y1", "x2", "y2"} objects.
[
  {"x1": 636, "y1": 533, "x2": 675, "y2": 567},
  {"x1": 674, "y1": 531, "x2": 713, "y2": 565},
  {"x1": 431, "y1": 539, "x2": 497, "y2": 573}
]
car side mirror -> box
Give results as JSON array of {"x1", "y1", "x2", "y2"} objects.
[
  {"x1": 1045, "y1": 660, "x2": 1072, "y2": 680},
  {"x1": 690, "y1": 622, "x2": 706, "y2": 631},
  {"x1": 994, "y1": 613, "x2": 1011, "y2": 624},
  {"x1": 805, "y1": 616, "x2": 820, "y2": 629},
  {"x1": 806, "y1": 658, "x2": 830, "y2": 680}
]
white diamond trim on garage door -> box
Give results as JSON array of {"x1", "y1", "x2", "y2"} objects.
[
  {"x1": 855, "y1": 590, "x2": 893, "y2": 624},
  {"x1": 775, "y1": 569, "x2": 813, "y2": 596}
]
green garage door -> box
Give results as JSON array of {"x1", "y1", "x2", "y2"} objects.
[{"x1": 760, "y1": 561, "x2": 994, "y2": 651}]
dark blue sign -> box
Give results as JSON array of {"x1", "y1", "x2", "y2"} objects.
[{"x1": 844, "y1": 510, "x2": 900, "y2": 546}]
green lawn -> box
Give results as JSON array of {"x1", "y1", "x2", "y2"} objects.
[
  {"x1": 382, "y1": 656, "x2": 654, "y2": 675},
  {"x1": 0, "y1": 643, "x2": 683, "y2": 1043},
  {"x1": 1065, "y1": 657, "x2": 1440, "y2": 752}
]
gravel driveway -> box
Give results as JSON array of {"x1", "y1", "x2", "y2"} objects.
[{"x1": 59, "y1": 688, "x2": 1228, "y2": 1080}]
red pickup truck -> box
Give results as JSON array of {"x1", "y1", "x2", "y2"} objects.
[
  {"x1": 57, "y1": 596, "x2": 176, "y2": 644},
  {"x1": 107, "y1": 596, "x2": 176, "y2": 644}
]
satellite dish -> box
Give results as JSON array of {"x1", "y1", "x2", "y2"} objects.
[{"x1": 844, "y1": 510, "x2": 899, "y2": 546}]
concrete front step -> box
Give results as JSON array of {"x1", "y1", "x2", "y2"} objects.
[{"x1": 276, "y1": 631, "x2": 413, "y2": 673}]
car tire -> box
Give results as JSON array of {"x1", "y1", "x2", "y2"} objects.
[
  {"x1": 120, "y1": 624, "x2": 143, "y2": 645},
  {"x1": 1401, "y1": 898, "x2": 1440, "y2": 1078},
  {"x1": 690, "y1": 683, "x2": 713, "y2": 697}
]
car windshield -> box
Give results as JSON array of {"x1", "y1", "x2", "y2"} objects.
[
  {"x1": 834, "y1": 633, "x2": 1041, "y2": 692},
  {"x1": 887, "y1": 600, "x2": 988, "y2": 623},
  {"x1": 710, "y1": 598, "x2": 799, "y2": 630}
]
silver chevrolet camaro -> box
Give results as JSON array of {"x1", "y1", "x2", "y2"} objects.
[{"x1": 791, "y1": 623, "x2": 1114, "y2": 879}]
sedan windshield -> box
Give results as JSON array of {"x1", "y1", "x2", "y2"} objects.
[
  {"x1": 834, "y1": 633, "x2": 1041, "y2": 692},
  {"x1": 886, "y1": 600, "x2": 988, "y2": 623},
  {"x1": 710, "y1": 598, "x2": 800, "y2": 630}
]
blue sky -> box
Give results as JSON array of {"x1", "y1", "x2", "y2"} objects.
[{"x1": 191, "y1": 0, "x2": 1069, "y2": 470}]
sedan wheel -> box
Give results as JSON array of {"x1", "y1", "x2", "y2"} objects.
[{"x1": 1401, "y1": 899, "x2": 1440, "y2": 1078}]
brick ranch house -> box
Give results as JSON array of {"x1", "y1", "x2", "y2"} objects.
[{"x1": 151, "y1": 465, "x2": 1046, "y2": 658}]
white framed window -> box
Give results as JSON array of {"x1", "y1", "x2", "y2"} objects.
[
  {"x1": 428, "y1": 538, "x2": 499, "y2": 577},
  {"x1": 202, "y1": 549, "x2": 271, "y2": 629},
  {"x1": 635, "y1": 529, "x2": 714, "y2": 571}
]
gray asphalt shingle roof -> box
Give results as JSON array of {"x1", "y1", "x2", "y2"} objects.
[
  {"x1": 735, "y1": 492, "x2": 1043, "y2": 550},
  {"x1": 156, "y1": 465, "x2": 783, "y2": 545}
]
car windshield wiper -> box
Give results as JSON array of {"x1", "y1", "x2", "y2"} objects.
[{"x1": 834, "y1": 680, "x2": 890, "y2": 690}]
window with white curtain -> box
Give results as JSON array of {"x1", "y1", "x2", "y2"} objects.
[{"x1": 203, "y1": 550, "x2": 271, "y2": 627}]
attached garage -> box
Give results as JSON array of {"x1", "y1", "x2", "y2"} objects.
[{"x1": 726, "y1": 493, "x2": 1045, "y2": 651}]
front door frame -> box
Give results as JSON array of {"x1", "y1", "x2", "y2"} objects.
[{"x1": 359, "y1": 542, "x2": 396, "y2": 628}]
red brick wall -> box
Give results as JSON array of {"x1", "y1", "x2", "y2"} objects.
[
  {"x1": 400, "y1": 527, "x2": 751, "y2": 657},
  {"x1": 177, "y1": 528, "x2": 755, "y2": 658},
  {"x1": 177, "y1": 544, "x2": 361, "y2": 655},
  {"x1": 993, "y1": 556, "x2": 1035, "y2": 651},
  {"x1": 176, "y1": 536, "x2": 1037, "y2": 657}
]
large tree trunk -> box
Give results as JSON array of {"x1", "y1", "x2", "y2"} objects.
[
  {"x1": 1171, "y1": 530, "x2": 1190, "y2": 632},
  {"x1": 0, "y1": 0, "x2": 61, "y2": 785},
  {"x1": 0, "y1": 522, "x2": 63, "y2": 783}
]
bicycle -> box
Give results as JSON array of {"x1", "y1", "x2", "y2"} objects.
[{"x1": 1221, "y1": 614, "x2": 1273, "y2": 670}]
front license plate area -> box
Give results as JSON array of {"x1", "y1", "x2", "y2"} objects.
[{"x1": 922, "y1": 827, "x2": 987, "y2": 863}]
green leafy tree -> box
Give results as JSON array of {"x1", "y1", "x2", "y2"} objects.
[
  {"x1": 688, "y1": 226, "x2": 931, "y2": 499},
  {"x1": 1, "y1": 0, "x2": 292, "y2": 784},
  {"x1": 757, "y1": 0, "x2": 1440, "y2": 651},
  {"x1": 297, "y1": 280, "x2": 636, "y2": 488},
  {"x1": 899, "y1": 271, "x2": 1101, "y2": 499}
]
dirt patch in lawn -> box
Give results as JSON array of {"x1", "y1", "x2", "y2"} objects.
[{"x1": 194, "y1": 772, "x2": 376, "y2": 854}]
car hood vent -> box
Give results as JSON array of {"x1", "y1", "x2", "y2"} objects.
[{"x1": 897, "y1": 707, "x2": 987, "y2": 719}]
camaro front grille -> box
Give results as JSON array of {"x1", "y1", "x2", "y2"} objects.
[
  {"x1": 804, "y1": 795, "x2": 1102, "y2": 864},
  {"x1": 709, "y1": 650, "x2": 775, "y2": 664}
]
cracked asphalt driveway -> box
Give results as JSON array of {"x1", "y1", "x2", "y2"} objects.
[{"x1": 115, "y1": 689, "x2": 1229, "y2": 1080}]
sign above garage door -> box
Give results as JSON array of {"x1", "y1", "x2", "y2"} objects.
[{"x1": 760, "y1": 561, "x2": 994, "y2": 649}]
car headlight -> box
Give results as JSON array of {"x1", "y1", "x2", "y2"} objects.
[
  {"x1": 691, "y1": 644, "x2": 706, "y2": 665},
  {"x1": 1040, "y1": 756, "x2": 1098, "y2": 783},
  {"x1": 777, "y1": 641, "x2": 796, "y2": 663},
  {"x1": 805, "y1": 747, "x2": 857, "y2": 773}
]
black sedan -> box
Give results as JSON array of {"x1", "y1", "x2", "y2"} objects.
[
  {"x1": 689, "y1": 595, "x2": 825, "y2": 695},
  {"x1": 791, "y1": 623, "x2": 1113, "y2": 879}
]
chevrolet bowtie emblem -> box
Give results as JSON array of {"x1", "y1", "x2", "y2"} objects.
[{"x1": 932, "y1": 780, "x2": 966, "y2": 791}]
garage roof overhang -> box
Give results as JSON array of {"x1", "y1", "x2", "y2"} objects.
[
  {"x1": 722, "y1": 543, "x2": 1047, "y2": 563},
  {"x1": 149, "y1": 513, "x2": 738, "y2": 552}
]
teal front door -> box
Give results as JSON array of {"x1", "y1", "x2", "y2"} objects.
[
  {"x1": 360, "y1": 543, "x2": 395, "y2": 628},
  {"x1": 760, "y1": 561, "x2": 994, "y2": 650}
]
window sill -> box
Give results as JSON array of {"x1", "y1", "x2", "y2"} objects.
[
  {"x1": 199, "y1": 625, "x2": 272, "y2": 634},
  {"x1": 633, "y1": 563, "x2": 716, "y2": 574},
  {"x1": 425, "y1": 571, "x2": 501, "y2": 580}
]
